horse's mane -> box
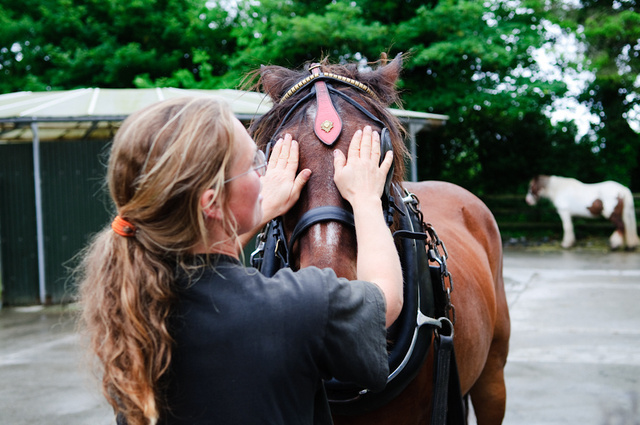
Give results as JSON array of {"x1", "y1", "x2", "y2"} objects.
[{"x1": 246, "y1": 57, "x2": 408, "y2": 185}]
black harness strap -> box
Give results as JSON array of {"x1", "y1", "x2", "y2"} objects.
[
  {"x1": 323, "y1": 185, "x2": 437, "y2": 415},
  {"x1": 251, "y1": 218, "x2": 289, "y2": 278},
  {"x1": 287, "y1": 206, "x2": 355, "y2": 262},
  {"x1": 431, "y1": 319, "x2": 466, "y2": 425}
]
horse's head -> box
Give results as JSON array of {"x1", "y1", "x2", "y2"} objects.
[{"x1": 250, "y1": 54, "x2": 408, "y2": 278}]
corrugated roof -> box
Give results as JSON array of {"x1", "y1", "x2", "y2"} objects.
[{"x1": 0, "y1": 88, "x2": 448, "y2": 142}]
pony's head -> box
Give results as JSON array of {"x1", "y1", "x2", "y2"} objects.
[
  {"x1": 250, "y1": 54, "x2": 408, "y2": 277},
  {"x1": 525, "y1": 175, "x2": 550, "y2": 206}
]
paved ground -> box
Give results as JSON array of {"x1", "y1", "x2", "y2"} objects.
[
  {"x1": 501, "y1": 248, "x2": 640, "y2": 425},
  {"x1": 0, "y1": 247, "x2": 639, "y2": 424},
  {"x1": 0, "y1": 304, "x2": 114, "y2": 425}
]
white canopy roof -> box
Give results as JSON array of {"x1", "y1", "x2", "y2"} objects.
[{"x1": 0, "y1": 87, "x2": 448, "y2": 143}]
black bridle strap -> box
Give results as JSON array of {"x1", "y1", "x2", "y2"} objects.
[
  {"x1": 326, "y1": 86, "x2": 386, "y2": 129},
  {"x1": 268, "y1": 89, "x2": 317, "y2": 146},
  {"x1": 269, "y1": 84, "x2": 387, "y2": 148},
  {"x1": 287, "y1": 206, "x2": 355, "y2": 261}
]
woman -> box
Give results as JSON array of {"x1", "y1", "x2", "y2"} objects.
[{"x1": 77, "y1": 96, "x2": 402, "y2": 425}]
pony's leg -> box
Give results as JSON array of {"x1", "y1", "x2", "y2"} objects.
[
  {"x1": 609, "y1": 230, "x2": 624, "y2": 250},
  {"x1": 607, "y1": 195, "x2": 629, "y2": 250},
  {"x1": 469, "y1": 366, "x2": 507, "y2": 425},
  {"x1": 558, "y1": 210, "x2": 576, "y2": 248}
]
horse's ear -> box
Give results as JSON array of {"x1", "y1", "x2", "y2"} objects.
[
  {"x1": 259, "y1": 65, "x2": 302, "y2": 103},
  {"x1": 378, "y1": 52, "x2": 402, "y2": 85},
  {"x1": 368, "y1": 52, "x2": 404, "y2": 106}
]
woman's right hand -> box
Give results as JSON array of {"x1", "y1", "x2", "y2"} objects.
[
  {"x1": 238, "y1": 135, "x2": 310, "y2": 248},
  {"x1": 333, "y1": 126, "x2": 393, "y2": 208}
]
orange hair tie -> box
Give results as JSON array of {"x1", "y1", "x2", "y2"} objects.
[{"x1": 111, "y1": 215, "x2": 137, "y2": 237}]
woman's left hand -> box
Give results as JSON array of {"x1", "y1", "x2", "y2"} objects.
[
  {"x1": 238, "y1": 134, "x2": 310, "y2": 247},
  {"x1": 260, "y1": 134, "x2": 311, "y2": 222}
]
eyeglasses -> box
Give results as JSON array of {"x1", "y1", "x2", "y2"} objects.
[{"x1": 224, "y1": 149, "x2": 267, "y2": 183}]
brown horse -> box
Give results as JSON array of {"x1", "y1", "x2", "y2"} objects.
[{"x1": 250, "y1": 55, "x2": 510, "y2": 424}]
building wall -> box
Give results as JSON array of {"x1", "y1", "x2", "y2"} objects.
[
  {"x1": 0, "y1": 143, "x2": 39, "y2": 305},
  {"x1": 0, "y1": 139, "x2": 111, "y2": 305}
]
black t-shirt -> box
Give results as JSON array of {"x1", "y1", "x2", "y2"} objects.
[{"x1": 154, "y1": 255, "x2": 388, "y2": 424}]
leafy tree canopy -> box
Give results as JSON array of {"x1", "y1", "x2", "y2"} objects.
[
  {"x1": 1, "y1": 0, "x2": 639, "y2": 192},
  {"x1": 539, "y1": 0, "x2": 640, "y2": 188},
  {"x1": 0, "y1": 0, "x2": 235, "y2": 91},
  {"x1": 212, "y1": 0, "x2": 575, "y2": 193}
]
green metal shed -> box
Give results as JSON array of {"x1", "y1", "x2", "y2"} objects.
[{"x1": 0, "y1": 88, "x2": 448, "y2": 306}]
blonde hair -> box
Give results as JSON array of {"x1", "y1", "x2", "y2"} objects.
[{"x1": 77, "y1": 96, "x2": 238, "y2": 425}]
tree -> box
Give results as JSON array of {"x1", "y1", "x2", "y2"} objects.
[
  {"x1": 6, "y1": 0, "x2": 634, "y2": 194},
  {"x1": 540, "y1": 0, "x2": 640, "y2": 189},
  {"x1": 395, "y1": 1, "x2": 573, "y2": 193},
  {"x1": 0, "y1": 0, "x2": 235, "y2": 92},
  {"x1": 581, "y1": 4, "x2": 640, "y2": 189}
]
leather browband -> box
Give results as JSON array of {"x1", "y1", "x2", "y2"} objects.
[{"x1": 280, "y1": 72, "x2": 378, "y2": 103}]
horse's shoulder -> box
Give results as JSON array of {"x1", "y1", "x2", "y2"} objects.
[
  {"x1": 400, "y1": 181, "x2": 503, "y2": 292},
  {"x1": 402, "y1": 180, "x2": 481, "y2": 205},
  {"x1": 401, "y1": 180, "x2": 497, "y2": 232}
]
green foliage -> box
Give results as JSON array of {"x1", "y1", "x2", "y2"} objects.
[
  {"x1": 2, "y1": 0, "x2": 639, "y2": 193},
  {"x1": 219, "y1": 0, "x2": 392, "y2": 78},
  {"x1": 545, "y1": 0, "x2": 640, "y2": 189},
  {"x1": 0, "y1": 0, "x2": 235, "y2": 91},
  {"x1": 215, "y1": 0, "x2": 574, "y2": 194},
  {"x1": 390, "y1": 1, "x2": 573, "y2": 193}
]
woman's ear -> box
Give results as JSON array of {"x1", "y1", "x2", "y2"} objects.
[{"x1": 200, "y1": 188, "x2": 222, "y2": 220}]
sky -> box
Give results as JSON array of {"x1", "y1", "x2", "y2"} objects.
[{"x1": 533, "y1": 20, "x2": 599, "y2": 139}]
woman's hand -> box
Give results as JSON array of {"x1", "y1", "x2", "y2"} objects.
[
  {"x1": 260, "y1": 134, "x2": 312, "y2": 221},
  {"x1": 238, "y1": 134, "x2": 310, "y2": 247},
  {"x1": 333, "y1": 126, "x2": 393, "y2": 208}
]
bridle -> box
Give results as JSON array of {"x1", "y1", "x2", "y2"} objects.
[
  {"x1": 251, "y1": 66, "x2": 465, "y2": 422},
  {"x1": 256, "y1": 66, "x2": 396, "y2": 268}
]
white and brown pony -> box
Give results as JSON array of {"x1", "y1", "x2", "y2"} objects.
[{"x1": 526, "y1": 175, "x2": 639, "y2": 249}]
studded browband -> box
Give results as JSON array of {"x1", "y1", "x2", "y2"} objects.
[{"x1": 279, "y1": 66, "x2": 378, "y2": 104}]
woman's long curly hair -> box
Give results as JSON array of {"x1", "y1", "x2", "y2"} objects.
[{"x1": 77, "y1": 96, "x2": 237, "y2": 425}]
